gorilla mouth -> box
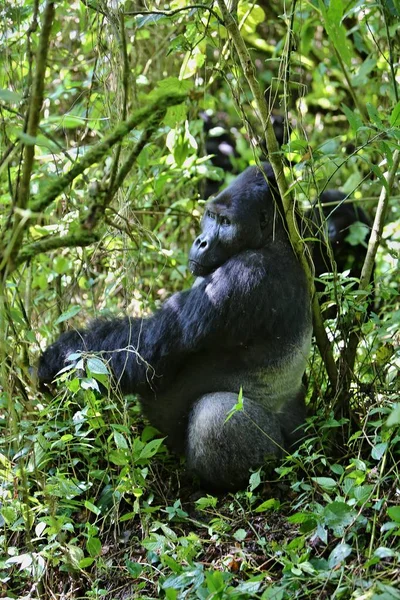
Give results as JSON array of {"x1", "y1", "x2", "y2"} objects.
[{"x1": 189, "y1": 259, "x2": 212, "y2": 276}]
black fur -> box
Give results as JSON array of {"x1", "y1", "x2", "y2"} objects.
[{"x1": 39, "y1": 164, "x2": 312, "y2": 491}]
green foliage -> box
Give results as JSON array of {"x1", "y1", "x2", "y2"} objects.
[{"x1": 0, "y1": 0, "x2": 400, "y2": 598}]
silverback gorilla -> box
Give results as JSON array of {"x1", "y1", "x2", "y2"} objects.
[{"x1": 38, "y1": 163, "x2": 312, "y2": 491}]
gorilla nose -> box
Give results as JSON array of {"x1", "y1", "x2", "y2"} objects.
[{"x1": 195, "y1": 236, "x2": 208, "y2": 250}]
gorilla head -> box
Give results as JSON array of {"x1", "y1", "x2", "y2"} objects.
[{"x1": 189, "y1": 164, "x2": 281, "y2": 276}]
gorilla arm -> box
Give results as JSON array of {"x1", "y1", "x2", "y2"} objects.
[{"x1": 38, "y1": 252, "x2": 271, "y2": 394}]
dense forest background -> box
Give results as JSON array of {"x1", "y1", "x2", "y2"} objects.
[{"x1": 1, "y1": 0, "x2": 400, "y2": 598}]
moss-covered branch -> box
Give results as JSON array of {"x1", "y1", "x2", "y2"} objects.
[
  {"x1": 216, "y1": 0, "x2": 338, "y2": 390},
  {"x1": 30, "y1": 89, "x2": 187, "y2": 214},
  {"x1": 15, "y1": 231, "x2": 100, "y2": 268},
  {"x1": 1, "y1": 1, "x2": 55, "y2": 277},
  {"x1": 17, "y1": 0, "x2": 55, "y2": 211}
]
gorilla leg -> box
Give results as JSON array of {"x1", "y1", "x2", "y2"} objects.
[{"x1": 186, "y1": 392, "x2": 284, "y2": 491}]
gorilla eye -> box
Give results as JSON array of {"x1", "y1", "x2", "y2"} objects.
[
  {"x1": 220, "y1": 216, "x2": 231, "y2": 226},
  {"x1": 206, "y1": 210, "x2": 216, "y2": 220}
]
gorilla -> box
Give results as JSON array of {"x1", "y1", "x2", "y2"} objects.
[
  {"x1": 306, "y1": 190, "x2": 374, "y2": 314},
  {"x1": 38, "y1": 163, "x2": 312, "y2": 492}
]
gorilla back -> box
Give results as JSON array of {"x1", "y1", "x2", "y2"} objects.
[{"x1": 38, "y1": 164, "x2": 312, "y2": 491}]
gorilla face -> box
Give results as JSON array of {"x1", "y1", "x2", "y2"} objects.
[{"x1": 189, "y1": 165, "x2": 278, "y2": 276}]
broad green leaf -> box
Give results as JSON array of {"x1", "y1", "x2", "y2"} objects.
[
  {"x1": 387, "y1": 506, "x2": 400, "y2": 522},
  {"x1": 0, "y1": 88, "x2": 21, "y2": 103},
  {"x1": 139, "y1": 438, "x2": 165, "y2": 460},
  {"x1": 42, "y1": 115, "x2": 86, "y2": 129},
  {"x1": 86, "y1": 357, "x2": 109, "y2": 375},
  {"x1": 390, "y1": 101, "x2": 400, "y2": 126},
  {"x1": 342, "y1": 104, "x2": 363, "y2": 132},
  {"x1": 233, "y1": 528, "x2": 247, "y2": 542},
  {"x1": 79, "y1": 557, "x2": 95, "y2": 568},
  {"x1": 345, "y1": 222, "x2": 370, "y2": 246},
  {"x1": 255, "y1": 498, "x2": 280, "y2": 512},
  {"x1": 86, "y1": 536, "x2": 101, "y2": 557},
  {"x1": 67, "y1": 544, "x2": 84, "y2": 568},
  {"x1": 312, "y1": 476, "x2": 337, "y2": 491},
  {"x1": 54, "y1": 305, "x2": 81, "y2": 324},
  {"x1": 386, "y1": 403, "x2": 400, "y2": 427},
  {"x1": 371, "y1": 442, "x2": 388, "y2": 461},
  {"x1": 323, "y1": 501, "x2": 356, "y2": 534},
  {"x1": 135, "y1": 13, "x2": 167, "y2": 27},
  {"x1": 319, "y1": 0, "x2": 352, "y2": 68},
  {"x1": 366, "y1": 103, "x2": 384, "y2": 129},
  {"x1": 113, "y1": 431, "x2": 129, "y2": 450},
  {"x1": 126, "y1": 559, "x2": 143, "y2": 577},
  {"x1": 108, "y1": 449, "x2": 128, "y2": 466},
  {"x1": 328, "y1": 542, "x2": 352, "y2": 568},
  {"x1": 84, "y1": 501, "x2": 101, "y2": 516}
]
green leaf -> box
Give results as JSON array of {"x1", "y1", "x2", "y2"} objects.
[
  {"x1": 319, "y1": 0, "x2": 351, "y2": 68},
  {"x1": 86, "y1": 357, "x2": 109, "y2": 375},
  {"x1": 225, "y1": 387, "x2": 244, "y2": 422},
  {"x1": 79, "y1": 557, "x2": 95, "y2": 568},
  {"x1": 312, "y1": 477, "x2": 337, "y2": 491},
  {"x1": 328, "y1": 542, "x2": 352, "y2": 568},
  {"x1": 113, "y1": 431, "x2": 129, "y2": 450},
  {"x1": 0, "y1": 88, "x2": 21, "y2": 103},
  {"x1": 371, "y1": 442, "x2": 388, "y2": 461},
  {"x1": 342, "y1": 104, "x2": 363, "y2": 132},
  {"x1": 323, "y1": 502, "x2": 356, "y2": 534},
  {"x1": 288, "y1": 512, "x2": 316, "y2": 524},
  {"x1": 108, "y1": 449, "x2": 128, "y2": 466},
  {"x1": 387, "y1": 506, "x2": 400, "y2": 522},
  {"x1": 136, "y1": 13, "x2": 167, "y2": 28},
  {"x1": 126, "y1": 559, "x2": 143, "y2": 577},
  {"x1": 390, "y1": 101, "x2": 400, "y2": 127},
  {"x1": 386, "y1": 403, "x2": 400, "y2": 427},
  {"x1": 249, "y1": 469, "x2": 261, "y2": 491},
  {"x1": 86, "y1": 536, "x2": 101, "y2": 557},
  {"x1": 54, "y1": 305, "x2": 81, "y2": 324},
  {"x1": 345, "y1": 222, "x2": 370, "y2": 246},
  {"x1": 366, "y1": 103, "x2": 384, "y2": 129},
  {"x1": 233, "y1": 528, "x2": 247, "y2": 542},
  {"x1": 84, "y1": 501, "x2": 101, "y2": 516},
  {"x1": 43, "y1": 115, "x2": 86, "y2": 129},
  {"x1": 67, "y1": 544, "x2": 84, "y2": 568},
  {"x1": 255, "y1": 498, "x2": 280, "y2": 512},
  {"x1": 139, "y1": 438, "x2": 165, "y2": 460},
  {"x1": 14, "y1": 130, "x2": 38, "y2": 146},
  {"x1": 148, "y1": 77, "x2": 192, "y2": 102}
]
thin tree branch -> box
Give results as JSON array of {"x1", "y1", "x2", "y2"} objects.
[{"x1": 340, "y1": 149, "x2": 400, "y2": 386}]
